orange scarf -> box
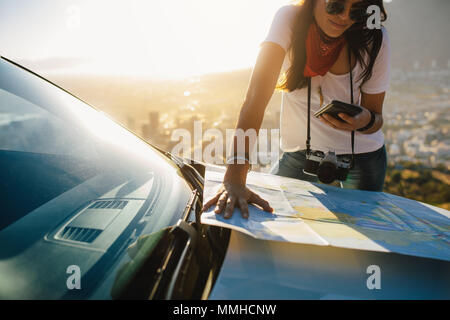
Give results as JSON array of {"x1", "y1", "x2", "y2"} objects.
[{"x1": 303, "y1": 21, "x2": 347, "y2": 77}]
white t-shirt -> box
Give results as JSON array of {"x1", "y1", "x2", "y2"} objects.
[{"x1": 262, "y1": 5, "x2": 391, "y2": 154}]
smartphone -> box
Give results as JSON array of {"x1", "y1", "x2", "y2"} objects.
[{"x1": 314, "y1": 100, "x2": 363, "y2": 120}]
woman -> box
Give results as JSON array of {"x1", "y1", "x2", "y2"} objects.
[{"x1": 203, "y1": 0, "x2": 390, "y2": 219}]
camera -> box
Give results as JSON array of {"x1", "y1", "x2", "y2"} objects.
[{"x1": 303, "y1": 150, "x2": 352, "y2": 184}]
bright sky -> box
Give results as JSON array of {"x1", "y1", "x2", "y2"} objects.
[{"x1": 0, "y1": 0, "x2": 292, "y2": 79}]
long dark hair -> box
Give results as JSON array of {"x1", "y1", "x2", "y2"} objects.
[{"x1": 277, "y1": 0, "x2": 387, "y2": 92}]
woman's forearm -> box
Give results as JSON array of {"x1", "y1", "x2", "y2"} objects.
[
  {"x1": 236, "y1": 100, "x2": 267, "y2": 136},
  {"x1": 223, "y1": 42, "x2": 286, "y2": 184},
  {"x1": 361, "y1": 112, "x2": 383, "y2": 134},
  {"x1": 360, "y1": 92, "x2": 386, "y2": 134},
  {"x1": 224, "y1": 101, "x2": 267, "y2": 184}
]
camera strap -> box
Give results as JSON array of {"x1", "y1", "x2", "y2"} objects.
[
  {"x1": 306, "y1": 44, "x2": 355, "y2": 168},
  {"x1": 349, "y1": 45, "x2": 356, "y2": 168}
]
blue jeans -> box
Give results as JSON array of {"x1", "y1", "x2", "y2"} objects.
[{"x1": 270, "y1": 145, "x2": 387, "y2": 192}]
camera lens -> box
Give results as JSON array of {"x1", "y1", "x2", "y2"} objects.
[
  {"x1": 304, "y1": 159, "x2": 319, "y2": 174},
  {"x1": 336, "y1": 167, "x2": 349, "y2": 181},
  {"x1": 317, "y1": 162, "x2": 336, "y2": 184}
]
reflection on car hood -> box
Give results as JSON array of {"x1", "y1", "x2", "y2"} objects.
[{"x1": 210, "y1": 229, "x2": 450, "y2": 300}]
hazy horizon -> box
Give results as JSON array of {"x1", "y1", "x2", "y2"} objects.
[
  {"x1": 1, "y1": 0, "x2": 291, "y2": 79},
  {"x1": 2, "y1": 0, "x2": 450, "y2": 80}
]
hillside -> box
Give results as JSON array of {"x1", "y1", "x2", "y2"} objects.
[{"x1": 384, "y1": 163, "x2": 450, "y2": 210}]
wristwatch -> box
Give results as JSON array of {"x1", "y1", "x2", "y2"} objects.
[{"x1": 357, "y1": 110, "x2": 376, "y2": 132}]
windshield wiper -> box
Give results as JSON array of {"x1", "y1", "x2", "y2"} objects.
[
  {"x1": 112, "y1": 189, "x2": 201, "y2": 300},
  {"x1": 148, "y1": 219, "x2": 197, "y2": 299},
  {"x1": 111, "y1": 219, "x2": 198, "y2": 300},
  {"x1": 148, "y1": 187, "x2": 205, "y2": 299},
  {"x1": 181, "y1": 189, "x2": 200, "y2": 222},
  {"x1": 169, "y1": 155, "x2": 205, "y2": 192},
  {"x1": 150, "y1": 145, "x2": 205, "y2": 191}
]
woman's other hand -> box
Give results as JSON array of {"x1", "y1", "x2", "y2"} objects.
[
  {"x1": 319, "y1": 107, "x2": 371, "y2": 131},
  {"x1": 319, "y1": 92, "x2": 385, "y2": 133}
]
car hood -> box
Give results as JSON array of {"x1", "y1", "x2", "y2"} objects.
[
  {"x1": 202, "y1": 166, "x2": 450, "y2": 300},
  {"x1": 209, "y1": 230, "x2": 450, "y2": 299}
]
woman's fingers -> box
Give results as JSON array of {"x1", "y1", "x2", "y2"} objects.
[
  {"x1": 238, "y1": 198, "x2": 249, "y2": 219},
  {"x1": 337, "y1": 112, "x2": 355, "y2": 125},
  {"x1": 319, "y1": 115, "x2": 338, "y2": 129},
  {"x1": 203, "y1": 185, "x2": 273, "y2": 219},
  {"x1": 202, "y1": 192, "x2": 222, "y2": 211},
  {"x1": 224, "y1": 196, "x2": 236, "y2": 219},
  {"x1": 321, "y1": 114, "x2": 353, "y2": 131},
  {"x1": 249, "y1": 192, "x2": 273, "y2": 212},
  {"x1": 214, "y1": 191, "x2": 228, "y2": 214}
]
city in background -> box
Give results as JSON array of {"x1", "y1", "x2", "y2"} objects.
[
  {"x1": 47, "y1": 58, "x2": 450, "y2": 210},
  {"x1": 50, "y1": 61, "x2": 450, "y2": 171}
]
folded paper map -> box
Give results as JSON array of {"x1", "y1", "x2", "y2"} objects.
[{"x1": 201, "y1": 166, "x2": 450, "y2": 262}]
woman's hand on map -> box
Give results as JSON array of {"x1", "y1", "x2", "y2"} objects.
[{"x1": 202, "y1": 180, "x2": 274, "y2": 219}]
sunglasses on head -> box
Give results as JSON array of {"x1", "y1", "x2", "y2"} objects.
[{"x1": 325, "y1": 0, "x2": 369, "y2": 22}]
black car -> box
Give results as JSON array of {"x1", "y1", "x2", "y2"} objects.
[{"x1": 0, "y1": 56, "x2": 230, "y2": 299}]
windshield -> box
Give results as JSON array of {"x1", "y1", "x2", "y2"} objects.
[{"x1": 0, "y1": 58, "x2": 194, "y2": 299}]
